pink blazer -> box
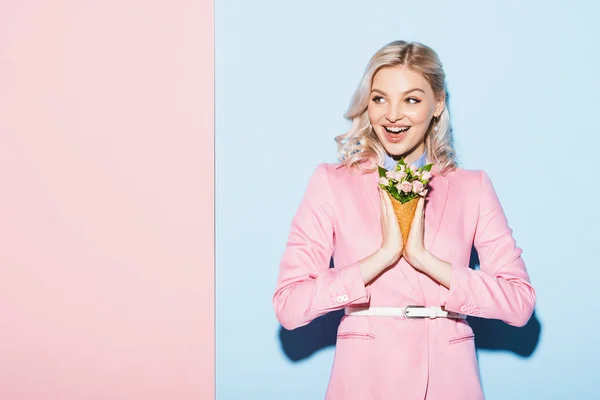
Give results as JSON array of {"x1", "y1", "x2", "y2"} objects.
[{"x1": 273, "y1": 160, "x2": 536, "y2": 400}]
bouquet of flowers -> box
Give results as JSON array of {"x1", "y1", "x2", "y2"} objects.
[{"x1": 378, "y1": 158, "x2": 433, "y2": 246}]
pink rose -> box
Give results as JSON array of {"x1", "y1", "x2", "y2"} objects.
[
  {"x1": 399, "y1": 181, "x2": 412, "y2": 193},
  {"x1": 412, "y1": 181, "x2": 424, "y2": 193},
  {"x1": 379, "y1": 177, "x2": 389, "y2": 186},
  {"x1": 398, "y1": 165, "x2": 405, "y2": 172},
  {"x1": 394, "y1": 171, "x2": 407, "y2": 181},
  {"x1": 421, "y1": 171, "x2": 432, "y2": 181},
  {"x1": 409, "y1": 164, "x2": 418, "y2": 173},
  {"x1": 385, "y1": 171, "x2": 395, "y2": 180}
]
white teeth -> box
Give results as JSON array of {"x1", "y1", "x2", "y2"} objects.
[{"x1": 385, "y1": 126, "x2": 410, "y2": 133}]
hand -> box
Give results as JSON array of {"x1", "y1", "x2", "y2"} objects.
[
  {"x1": 378, "y1": 188, "x2": 403, "y2": 265},
  {"x1": 404, "y1": 196, "x2": 429, "y2": 271}
]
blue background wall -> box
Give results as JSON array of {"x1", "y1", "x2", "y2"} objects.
[{"x1": 216, "y1": 1, "x2": 599, "y2": 398}]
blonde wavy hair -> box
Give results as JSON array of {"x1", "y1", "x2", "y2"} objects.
[{"x1": 334, "y1": 40, "x2": 457, "y2": 175}]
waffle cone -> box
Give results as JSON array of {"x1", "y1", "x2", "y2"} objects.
[{"x1": 386, "y1": 192, "x2": 419, "y2": 246}]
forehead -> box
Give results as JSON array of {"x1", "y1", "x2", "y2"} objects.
[{"x1": 371, "y1": 66, "x2": 432, "y2": 94}]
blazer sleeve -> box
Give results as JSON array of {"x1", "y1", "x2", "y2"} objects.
[
  {"x1": 272, "y1": 163, "x2": 371, "y2": 331},
  {"x1": 441, "y1": 170, "x2": 536, "y2": 327}
]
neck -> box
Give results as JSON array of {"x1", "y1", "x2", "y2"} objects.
[
  {"x1": 391, "y1": 152, "x2": 425, "y2": 165},
  {"x1": 382, "y1": 148, "x2": 427, "y2": 171},
  {"x1": 399, "y1": 142, "x2": 426, "y2": 165}
]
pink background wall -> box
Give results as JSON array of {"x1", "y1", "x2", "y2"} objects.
[{"x1": 0, "y1": 1, "x2": 213, "y2": 398}]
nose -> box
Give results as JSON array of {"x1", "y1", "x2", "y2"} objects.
[{"x1": 384, "y1": 101, "x2": 405, "y2": 122}]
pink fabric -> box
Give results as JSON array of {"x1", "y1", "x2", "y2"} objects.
[{"x1": 273, "y1": 161, "x2": 536, "y2": 400}]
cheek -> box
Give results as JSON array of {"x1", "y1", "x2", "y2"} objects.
[
  {"x1": 405, "y1": 105, "x2": 432, "y2": 123},
  {"x1": 367, "y1": 105, "x2": 382, "y2": 123}
]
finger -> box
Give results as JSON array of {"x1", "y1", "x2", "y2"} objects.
[
  {"x1": 382, "y1": 190, "x2": 392, "y2": 208},
  {"x1": 411, "y1": 197, "x2": 425, "y2": 229},
  {"x1": 380, "y1": 190, "x2": 391, "y2": 212},
  {"x1": 382, "y1": 193, "x2": 397, "y2": 222},
  {"x1": 379, "y1": 191, "x2": 388, "y2": 222},
  {"x1": 378, "y1": 189, "x2": 385, "y2": 214}
]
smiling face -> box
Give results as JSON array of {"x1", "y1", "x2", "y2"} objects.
[{"x1": 367, "y1": 65, "x2": 445, "y2": 165}]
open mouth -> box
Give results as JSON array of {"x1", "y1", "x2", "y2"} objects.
[{"x1": 383, "y1": 125, "x2": 411, "y2": 143}]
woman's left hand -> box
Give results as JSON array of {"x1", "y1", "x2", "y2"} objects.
[{"x1": 403, "y1": 196, "x2": 429, "y2": 271}]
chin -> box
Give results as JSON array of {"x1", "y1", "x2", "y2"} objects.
[
  {"x1": 376, "y1": 129, "x2": 424, "y2": 159},
  {"x1": 379, "y1": 139, "x2": 415, "y2": 158},
  {"x1": 383, "y1": 144, "x2": 411, "y2": 157}
]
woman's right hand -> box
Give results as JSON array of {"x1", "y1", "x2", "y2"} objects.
[
  {"x1": 378, "y1": 188, "x2": 403, "y2": 265},
  {"x1": 356, "y1": 188, "x2": 404, "y2": 285}
]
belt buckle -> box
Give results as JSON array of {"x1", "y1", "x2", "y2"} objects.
[{"x1": 403, "y1": 305, "x2": 426, "y2": 319}]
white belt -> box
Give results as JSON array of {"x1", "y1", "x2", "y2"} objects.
[{"x1": 345, "y1": 305, "x2": 467, "y2": 320}]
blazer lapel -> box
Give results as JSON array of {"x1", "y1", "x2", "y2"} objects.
[
  {"x1": 360, "y1": 168, "x2": 379, "y2": 224},
  {"x1": 424, "y1": 165, "x2": 450, "y2": 252}
]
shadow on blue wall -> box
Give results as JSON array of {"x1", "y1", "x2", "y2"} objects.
[{"x1": 278, "y1": 247, "x2": 541, "y2": 362}]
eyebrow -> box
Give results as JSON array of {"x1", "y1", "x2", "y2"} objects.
[{"x1": 371, "y1": 88, "x2": 425, "y2": 96}]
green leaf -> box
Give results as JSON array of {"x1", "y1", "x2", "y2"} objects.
[
  {"x1": 422, "y1": 164, "x2": 433, "y2": 172},
  {"x1": 402, "y1": 193, "x2": 417, "y2": 204},
  {"x1": 378, "y1": 166, "x2": 387, "y2": 178}
]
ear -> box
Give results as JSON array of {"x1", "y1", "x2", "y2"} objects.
[{"x1": 434, "y1": 95, "x2": 446, "y2": 117}]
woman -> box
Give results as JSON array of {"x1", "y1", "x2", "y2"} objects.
[{"x1": 272, "y1": 40, "x2": 536, "y2": 400}]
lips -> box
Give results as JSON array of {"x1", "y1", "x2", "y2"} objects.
[{"x1": 382, "y1": 125, "x2": 411, "y2": 143}]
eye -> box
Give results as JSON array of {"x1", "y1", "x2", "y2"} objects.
[
  {"x1": 406, "y1": 97, "x2": 421, "y2": 104},
  {"x1": 371, "y1": 96, "x2": 385, "y2": 104}
]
